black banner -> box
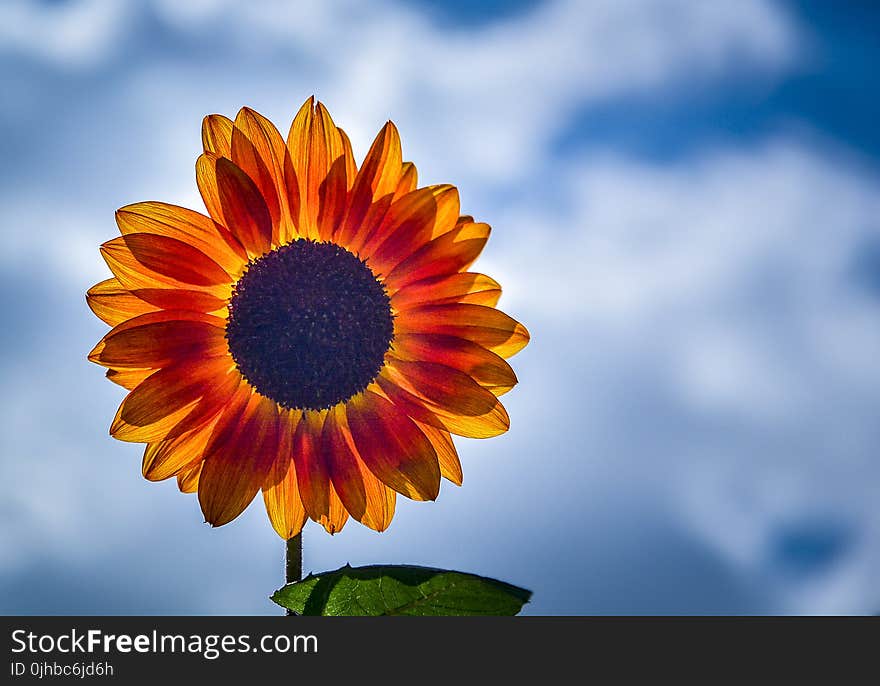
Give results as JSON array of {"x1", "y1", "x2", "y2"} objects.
[{"x1": 2, "y1": 616, "x2": 874, "y2": 680}]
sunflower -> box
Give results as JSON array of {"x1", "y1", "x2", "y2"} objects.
[{"x1": 87, "y1": 97, "x2": 529, "y2": 537}]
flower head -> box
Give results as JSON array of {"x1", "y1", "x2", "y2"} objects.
[{"x1": 87, "y1": 98, "x2": 529, "y2": 536}]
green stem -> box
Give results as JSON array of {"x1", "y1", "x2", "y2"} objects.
[{"x1": 285, "y1": 533, "x2": 303, "y2": 616}]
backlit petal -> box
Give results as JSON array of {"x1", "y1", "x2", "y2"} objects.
[
  {"x1": 394, "y1": 162, "x2": 418, "y2": 200},
  {"x1": 100, "y1": 236, "x2": 232, "y2": 298},
  {"x1": 177, "y1": 461, "x2": 202, "y2": 493},
  {"x1": 335, "y1": 121, "x2": 403, "y2": 250},
  {"x1": 232, "y1": 107, "x2": 291, "y2": 241},
  {"x1": 143, "y1": 410, "x2": 222, "y2": 482},
  {"x1": 394, "y1": 303, "x2": 530, "y2": 358},
  {"x1": 89, "y1": 311, "x2": 228, "y2": 369},
  {"x1": 361, "y1": 185, "x2": 459, "y2": 276},
  {"x1": 262, "y1": 411, "x2": 308, "y2": 540},
  {"x1": 345, "y1": 390, "x2": 440, "y2": 501},
  {"x1": 201, "y1": 114, "x2": 234, "y2": 157},
  {"x1": 118, "y1": 355, "x2": 232, "y2": 429},
  {"x1": 196, "y1": 153, "x2": 273, "y2": 258},
  {"x1": 199, "y1": 390, "x2": 280, "y2": 527},
  {"x1": 383, "y1": 220, "x2": 490, "y2": 292},
  {"x1": 324, "y1": 405, "x2": 396, "y2": 532},
  {"x1": 291, "y1": 410, "x2": 331, "y2": 523},
  {"x1": 387, "y1": 357, "x2": 502, "y2": 417},
  {"x1": 86, "y1": 278, "x2": 158, "y2": 326},
  {"x1": 116, "y1": 201, "x2": 247, "y2": 276},
  {"x1": 106, "y1": 367, "x2": 154, "y2": 390},
  {"x1": 391, "y1": 272, "x2": 502, "y2": 310},
  {"x1": 392, "y1": 333, "x2": 517, "y2": 396},
  {"x1": 415, "y1": 420, "x2": 463, "y2": 486},
  {"x1": 322, "y1": 481, "x2": 350, "y2": 535},
  {"x1": 377, "y1": 367, "x2": 510, "y2": 439},
  {"x1": 286, "y1": 98, "x2": 348, "y2": 240}
]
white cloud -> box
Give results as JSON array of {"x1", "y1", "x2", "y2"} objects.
[
  {"x1": 492, "y1": 140, "x2": 880, "y2": 612},
  {"x1": 0, "y1": 0, "x2": 131, "y2": 69},
  {"x1": 2, "y1": 0, "x2": 800, "y2": 186},
  {"x1": 6, "y1": 0, "x2": 880, "y2": 614}
]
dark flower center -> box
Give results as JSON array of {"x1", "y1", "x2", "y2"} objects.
[{"x1": 225, "y1": 239, "x2": 394, "y2": 411}]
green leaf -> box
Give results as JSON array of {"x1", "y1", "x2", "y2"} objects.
[{"x1": 271, "y1": 564, "x2": 532, "y2": 616}]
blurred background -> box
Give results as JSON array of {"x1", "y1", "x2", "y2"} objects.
[{"x1": 1, "y1": 0, "x2": 879, "y2": 614}]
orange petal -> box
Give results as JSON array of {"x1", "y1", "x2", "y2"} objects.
[
  {"x1": 345, "y1": 390, "x2": 440, "y2": 501},
  {"x1": 324, "y1": 405, "x2": 396, "y2": 532},
  {"x1": 100, "y1": 236, "x2": 232, "y2": 298},
  {"x1": 110, "y1": 360, "x2": 238, "y2": 443},
  {"x1": 394, "y1": 162, "x2": 418, "y2": 200},
  {"x1": 322, "y1": 481, "x2": 350, "y2": 535},
  {"x1": 262, "y1": 411, "x2": 308, "y2": 540},
  {"x1": 414, "y1": 420, "x2": 462, "y2": 486},
  {"x1": 110, "y1": 401, "x2": 197, "y2": 443},
  {"x1": 177, "y1": 461, "x2": 202, "y2": 493},
  {"x1": 199, "y1": 390, "x2": 280, "y2": 527},
  {"x1": 196, "y1": 153, "x2": 273, "y2": 258},
  {"x1": 115, "y1": 355, "x2": 233, "y2": 432},
  {"x1": 87, "y1": 278, "x2": 158, "y2": 326},
  {"x1": 286, "y1": 98, "x2": 348, "y2": 240},
  {"x1": 387, "y1": 357, "x2": 502, "y2": 417},
  {"x1": 376, "y1": 368, "x2": 510, "y2": 439},
  {"x1": 116, "y1": 201, "x2": 247, "y2": 276},
  {"x1": 201, "y1": 114, "x2": 234, "y2": 157},
  {"x1": 232, "y1": 107, "x2": 291, "y2": 240},
  {"x1": 110, "y1": 233, "x2": 230, "y2": 287},
  {"x1": 394, "y1": 303, "x2": 529, "y2": 358},
  {"x1": 89, "y1": 311, "x2": 228, "y2": 368},
  {"x1": 291, "y1": 410, "x2": 331, "y2": 523},
  {"x1": 337, "y1": 127, "x2": 358, "y2": 189},
  {"x1": 392, "y1": 333, "x2": 517, "y2": 396},
  {"x1": 391, "y1": 272, "x2": 502, "y2": 310},
  {"x1": 316, "y1": 151, "x2": 350, "y2": 242},
  {"x1": 159, "y1": 364, "x2": 242, "y2": 442},
  {"x1": 125, "y1": 287, "x2": 227, "y2": 316},
  {"x1": 361, "y1": 185, "x2": 459, "y2": 276},
  {"x1": 106, "y1": 367, "x2": 154, "y2": 390},
  {"x1": 383, "y1": 219, "x2": 490, "y2": 292},
  {"x1": 335, "y1": 121, "x2": 403, "y2": 250},
  {"x1": 143, "y1": 410, "x2": 222, "y2": 482}
]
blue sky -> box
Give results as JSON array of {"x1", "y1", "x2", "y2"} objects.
[{"x1": 1, "y1": 0, "x2": 879, "y2": 615}]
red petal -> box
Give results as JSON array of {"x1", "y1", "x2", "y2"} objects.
[
  {"x1": 361, "y1": 185, "x2": 459, "y2": 276},
  {"x1": 262, "y1": 412, "x2": 308, "y2": 540},
  {"x1": 89, "y1": 310, "x2": 227, "y2": 369},
  {"x1": 117, "y1": 355, "x2": 233, "y2": 429},
  {"x1": 231, "y1": 107, "x2": 290, "y2": 241},
  {"x1": 286, "y1": 98, "x2": 349, "y2": 241},
  {"x1": 142, "y1": 410, "x2": 222, "y2": 482},
  {"x1": 414, "y1": 420, "x2": 462, "y2": 486},
  {"x1": 345, "y1": 390, "x2": 440, "y2": 501},
  {"x1": 392, "y1": 333, "x2": 517, "y2": 395},
  {"x1": 390, "y1": 272, "x2": 502, "y2": 310},
  {"x1": 393, "y1": 162, "x2": 418, "y2": 200},
  {"x1": 376, "y1": 368, "x2": 510, "y2": 439},
  {"x1": 383, "y1": 220, "x2": 490, "y2": 292},
  {"x1": 89, "y1": 311, "x2": 228, "y2": 369},
  {"x1": 291, "y1": 410, "x2": 331, "y2": 523},
  {"x1": 324, "y1": 405, "x2": 396, "y2": 532},
  {"x1": 86, "y1": 278, "x2": 158, "y2": 326},
  {"x1": 394, "y1": 303, "x2": 530, "y2": 358},
  {"x1": 199, "y1": 390, "x2": 280, "y2": 526},
  {"x1": 335, "y1": 121, "x2": 403, "y2": 250},
  {"x1": 115, "y1": 201, "x2": 246, "y2": 276},
  {"x1": 196, "y1": 153, "x2": 273, "y2": 258},
  {"x1": 387, "y1": 357, "x2": 501, "y2": 417}
]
